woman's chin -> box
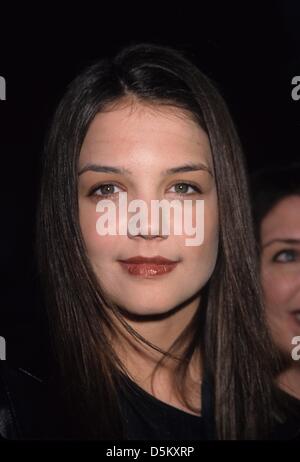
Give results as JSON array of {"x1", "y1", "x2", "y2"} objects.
[{"x1": 116, "y1": 302, "x2": 177, "y2": 319}]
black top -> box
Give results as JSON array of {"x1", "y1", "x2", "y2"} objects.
[
  {"x1": 117, "y1": 373, "x2": 300, "y2": 441},
  {"x1": 118, "y1": 373, "x2": 215, "y2": 440},
  {"x1": 0, "y1": 361, "x2": 300, "y2": 440}
]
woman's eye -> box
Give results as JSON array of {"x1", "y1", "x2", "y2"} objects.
[
  {"x1": 90, "y1": 183, "x2": 122, "y2": 197},
  {"x1": 273, "y1": 249, "x2": 298, "y2": 263},
  {"x1": 169, "y1": 183, "x2": 201, "y2": 195},
  {"x1": 89, "y1": 182, "x2": 202, "y2": 198}
]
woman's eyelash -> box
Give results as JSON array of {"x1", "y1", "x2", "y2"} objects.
[
  {"x1": 169, "y1": 183, "x2": 202, "y2": 195},
  {"x1": 89, "y1": 182, "x2": 202, "y2": 197},
  {"x1": 89, "y1": 183, "x2": 122, "y2": 197},
  {"x1": 272, "y1": 249, "x2": 298, "y2": 263}
]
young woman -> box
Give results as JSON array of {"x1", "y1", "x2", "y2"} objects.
[
  {"x1": 251, "y1": 164, "x2": 300, "y2": 403},
  {"x1": 8, "y1": 42, "x2": 291, "y2": 440}
]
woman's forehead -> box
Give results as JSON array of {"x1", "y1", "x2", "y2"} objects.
[
  {"x1": 79, "y1": 103, "x2": 212, "y2": 171},
  {"x1": 261, "y1": 195, "x2": 300, "y2": 241}
]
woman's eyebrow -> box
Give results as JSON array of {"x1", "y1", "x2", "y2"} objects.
[
  {"x1": 164, "y1": 162, "x2": 213, "y2": 176},
  {"x1": 78, "y1": 162, "x2": 213, "y2": 177},
  {"x1": 78, "y1": 164, "x2": 131, "y2": 176},
  {"x1": 262, "y1": 238, "x2": 300, "y2": 249}
]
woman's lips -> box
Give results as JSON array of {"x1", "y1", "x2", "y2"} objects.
[{"x1": 118, "y1": 261, "x2": 178, "y2": 277}]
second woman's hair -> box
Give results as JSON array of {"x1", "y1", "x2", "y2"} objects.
[{"x1": 250, "y1": 162, "x2": 300, "y2": 243}]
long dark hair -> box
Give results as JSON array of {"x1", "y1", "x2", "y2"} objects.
[{"x1": 35, "y1": 42, "x2": 281, "y2": 440}]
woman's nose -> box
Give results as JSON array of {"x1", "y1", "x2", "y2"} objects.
[
  {"x1": 128, "y1": 219, "x2": 169, "y2": 240},
  {"x1": 127, "y1": 200, "x2": 169, "y2": 240}
]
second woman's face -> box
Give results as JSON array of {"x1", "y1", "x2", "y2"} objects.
[
  {"x1": 78, "y1": 101, "x2": 219, "y2": 317},
  {"x1": 260, "y1": 195, "x2": 300, "y2": 357}
]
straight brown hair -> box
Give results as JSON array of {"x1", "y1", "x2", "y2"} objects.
[{"x1": 35, "y1": 42, "x2": 281, "y2": 440}]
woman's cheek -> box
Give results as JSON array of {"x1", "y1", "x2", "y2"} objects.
[
  {"x1": 261, "y1": 266, "x2": 298, "y2": 324},
  {"x1": 181, "y1": 214, "x2": 218, "y2": 284},
  {"x1": 79, "y1": 207, "x2": 110, "y2": 257},
  {"x1": 203, "y1": 198, "x2": 219, "y2": 270}
]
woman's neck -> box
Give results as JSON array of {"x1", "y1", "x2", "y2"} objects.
[
  {"x1": 125, "y1": 346, "x2": 203, "y2": 416},
  {"x1": 277, "y1": 363, "x2": 300, "y2": 400},
  {"x1": 110, "y1": 299, "x2": 203, "y2": 414}
]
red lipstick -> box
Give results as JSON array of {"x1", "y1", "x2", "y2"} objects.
[{"x1": 118, "y1": 256, "x2": 179, "y2": 277}]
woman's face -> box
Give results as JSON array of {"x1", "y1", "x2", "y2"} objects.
[
  {"x1": 78, "y1": 101, "x2": 219, "y2": 317},
  {"x1": 260, "y1": 195, "x2": 300, "y2": 356}
]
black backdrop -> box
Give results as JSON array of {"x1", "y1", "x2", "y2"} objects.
[{"x1": 0, "y1": 1, "x2": 299, "y2": 374}]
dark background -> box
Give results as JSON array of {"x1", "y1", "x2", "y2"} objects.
[{"x1": 0, "y1": 2, "x2": 299, "y2": 374}]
